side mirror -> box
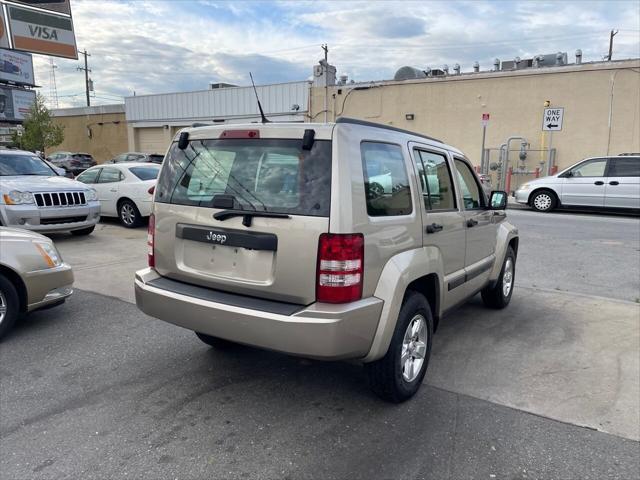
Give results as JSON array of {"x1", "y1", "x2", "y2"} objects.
[{"x1": 489, "y1": 190, "x2": 508, "y2": 210}]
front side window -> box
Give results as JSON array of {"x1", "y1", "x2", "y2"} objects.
[
  {"x1": 570, "y1": 159, "x2": 607, "y2": 177},
  {"x1": 609, "y1": 158, "x2": 639, "y2": 177},
  {"x1": 76, "y1": 168, "x2": 100, "y2": 184},
  {"x1": 454, "y1": 158, "x2": 484, "y2": 210},
  {"x1": 414, "y1": 150, "x2": 456, "y2": 211},
  {"x1": 98, "y1": 168, "x2": 123, "y2": 183},
  {"x1": 155, "y1": 138, "x2": 332, "y2": 217},
  {"x1": 361, "y1": 142, "x2": 412, "y2": 216},
  {"x1": 0, "y1": 154, "x2": 56, "y2": 176}
]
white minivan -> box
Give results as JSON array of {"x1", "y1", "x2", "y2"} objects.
[{"x1": 515, "y1": 154, "x2": 640, "y2": 212}]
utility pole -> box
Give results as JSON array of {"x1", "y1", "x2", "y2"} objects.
[
  {"x1": 322, "y1": 44, "x2": 328, "y2": 123},
  {"x1": 77, "y1": 50, "x2": 91, "y2": 106},
  {"x1": 607, "y1": 29, "x2": 618, "y2": 61}
]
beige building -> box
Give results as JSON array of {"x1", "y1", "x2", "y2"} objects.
[
  {"x1": 309, "y1": 58, "x2": 640, "y2": 188},
  {"x1": 49, "y1": 104, "x2": 127, "y2": 163}
]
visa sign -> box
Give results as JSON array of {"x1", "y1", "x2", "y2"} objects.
[{"x1": 6, "y1": 3, "x2": 77, "y2": 59}]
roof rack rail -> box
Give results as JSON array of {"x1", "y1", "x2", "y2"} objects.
[{"x1": 335, "y1": 117, "x2": 443, "y2": 143}]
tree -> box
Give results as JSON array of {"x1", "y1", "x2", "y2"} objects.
[{"x1": 11, "y1": 93, "x2": 64, "y2": 152}]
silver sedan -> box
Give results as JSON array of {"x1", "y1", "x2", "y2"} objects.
[{"x1": 0, "y1": 227, "x2": 73, "y2": 340}]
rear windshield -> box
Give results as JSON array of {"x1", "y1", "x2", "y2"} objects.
[
  {"x1": 129, "y1": 166, "x2": 160, "y2": 180},
  {"x1": 149, "y1": 155, "x2": 164, "y2": 163},
  {"x1": 155, "y1": 138, "x2": 332, "y2": 216}
]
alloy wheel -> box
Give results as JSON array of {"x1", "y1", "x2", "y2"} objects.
[
  {"x1": 401, "y1": 314, "x2": 428, "y2": 382},
  {"x1": 120, "y1": 204, "x2": 135, "y2": 225}
]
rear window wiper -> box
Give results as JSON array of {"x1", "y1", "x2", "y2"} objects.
[{"x1": 213, "y1": 209, "x2": 290, "y2": 227}]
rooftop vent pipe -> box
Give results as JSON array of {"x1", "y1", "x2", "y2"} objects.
[
  {"x1": 575, "y1": 49, "x2": 582, "y2": 64},
  {"x1": 473, "y1": 61, "x2": 480, "y2": 72},
  {"x1": 555, "y1": 52, "x2": 564, "y2": 65},
  {"x1": 453, "y1": 63, "x2": 461, "y2": 75},
  {"x1": 493, "y1": 58, "x2": 500, "y2": 71}
]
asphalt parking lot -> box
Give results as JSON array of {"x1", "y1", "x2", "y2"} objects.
[{"x1": 1, "y1": 210, "x2": 639, "y2": 479}]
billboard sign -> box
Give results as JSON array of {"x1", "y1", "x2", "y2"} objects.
[
  {"x1": 5, "y1": 2, "x2": 77, "y2": 59},
  {"x1": 0, "y1": 85, "x2": 35, "y2": 121},
  {"x1": 10, "y1": 1, "x2": 71, "y2": 15},
  {"x1": 0, "y1": 8, "x2": 9, "y2": 48},
  {"x1": 0, "y1": 48, "x2": 34, "y2": 85}
]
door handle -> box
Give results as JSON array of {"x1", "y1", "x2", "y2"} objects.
[
  {"x1": 594, "y1": 181, "x2": 604, "y2": 185},
  {"x1": 425, "y1": 223, "x2": 443, "y2": 234},
  {"x1": 609, "y1": 181, "x2": 619, "y2": 186},
  {"x1": 466, "y1": 218, "x2": 478, "y2": 228},
  {"x1": 110, "y1": 189, "x2": 117, "y2": 192}
]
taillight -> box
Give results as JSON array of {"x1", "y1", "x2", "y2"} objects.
[
  {"x1": 316, "y1": 233, "x2": 364, "y2": 303},
  {"x1": 147, "y1": 213, "x2": 155, "y2": 268},
  {"x1": 147, "y1": 185, "x2": 155, "y2": 195}
]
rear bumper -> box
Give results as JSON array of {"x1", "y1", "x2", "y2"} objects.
[{"x1": 134, "y1": 268, "x2": 383, "y2": 360}]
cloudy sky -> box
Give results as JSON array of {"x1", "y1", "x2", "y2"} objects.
[{"x1": 33, "y1": 0, "x2": 640, "y2": 108}]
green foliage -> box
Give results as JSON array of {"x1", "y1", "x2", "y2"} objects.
[{"x1": 11, "y1": 93, "x2": 64, "y2": 152}]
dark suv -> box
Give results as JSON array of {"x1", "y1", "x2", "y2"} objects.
[
  {"x1": 108, "y1": 152, "x2": 164, "y2": 164},
  {"x1": 47, "y1": 152, "x2": 97, "y2": 175}
]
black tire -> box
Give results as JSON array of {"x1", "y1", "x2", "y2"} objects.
[
  {"x1": 195, "y1": 332, "x2": 237, "y2": 349},
  {"x1": 530, "y1": 189, "x2": 557, "y2": 212},
  {"x1": 365, "y1": 291, "x2": 433, "y2": 403},
  {"x1": 118, "y1": 200, "x2": 142, "y2": 228},
  {"x1": 70, "y1": 225, "x2": 95, "y2": 236},
  {"x1": 0, "y1": 274, "x2": 20, "y2": 341},
  {"x1": 481, "y1": 246, "x2": 516, "y2": 309}
]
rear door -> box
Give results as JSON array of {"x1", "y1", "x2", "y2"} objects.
[
  {"x1": 410, "y1": 146, "x2": 467, "y2": 309},
  {"x1": 561, "y1": 158, "x2": 608, "y2": 207},
  {"x1": 153, "y1": 132, "x2": 333, "y2": 305},
  {"x1": 605, "y1": 157, "x2": 640, "y2": 209}
]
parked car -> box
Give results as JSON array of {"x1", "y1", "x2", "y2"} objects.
[
  {"x1": 135, "y1": 118, "x2": 518, "y2": 402},
  {"x1": 108, "y1": 152, "x2": 164, "y2": 164},
  {"x1": 0, "y1": 149, "x2": 100, "y2": 235},
  {"x1": 0, "y1": 227, "x2": 73, "y2": 340},
  {"x1": 47, "y1": 152, "x2": 97, "y2": 175},
  {"x1": 43, "y1": 159, "x2": 71, "y2": 178},
  {"x1": 75, "y1": 163, "x2": 159, "y2": 228},
  {"x1": 515, "y1": 154, "x2": 640, "y2": 212}
]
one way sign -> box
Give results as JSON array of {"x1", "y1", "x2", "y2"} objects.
[{"x1": 542, "y1": 107, "x2": 564, "y2": 131}]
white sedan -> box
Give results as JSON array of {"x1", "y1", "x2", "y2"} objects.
[{"x1": 75, "y1": 163, "x2": 160, "y2": 228}]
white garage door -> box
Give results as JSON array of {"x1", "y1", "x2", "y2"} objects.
[{"x1": 137, "y1": 128, "x2": 168, "y2": 154}]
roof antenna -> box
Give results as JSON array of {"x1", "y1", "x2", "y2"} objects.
[{"x1": 249, "y1": 72, "x2": 270, "y2": 123}]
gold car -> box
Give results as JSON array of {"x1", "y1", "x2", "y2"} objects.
[{"x1": 0, "y1": 227, "x2": 73, "y2": 340}]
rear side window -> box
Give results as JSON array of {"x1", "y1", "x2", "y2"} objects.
[
  {"x1": 361, "y1": 142, "x2": 412, "y2": 216},
  {"x1": 155, "y1": 138, "x2": 332, "y2": 217},
  {"x1": 609, "y1": 158, "x2": 639, "y2": 177},
  {"x1": 129, "y1": 166, "x2": 160, "y2": 180}
]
